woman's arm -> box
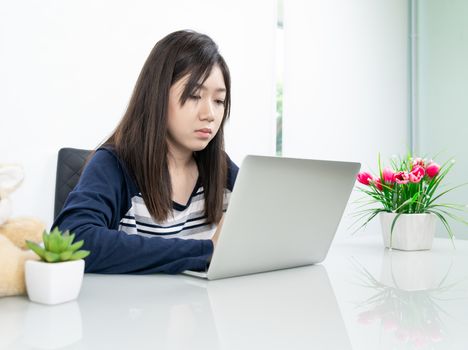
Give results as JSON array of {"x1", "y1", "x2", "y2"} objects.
[{"x1": 53, "y1": 149, "x2": 213, "y2": 274}]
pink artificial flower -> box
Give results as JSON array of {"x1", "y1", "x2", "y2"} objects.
[
  {"x1": 382, "y1": 167, "x2": 395, "y2": 183},
  {"x1": 357, "y1": 171, "x2": 373, "y2": 185},
  {"x1": 426, "y1": 162, "x2": 440, "y2": 178},
  {"x1": 394, "y1": 171, "x2": 409, "y2": 184},
  {"x1": 373, "y1": 178, "x2": 383, "y2": 191},
  {"x1": 412, "y1": 157, "x2": 426, "y2": 168},
  {"x1": 409, "y1": 165, "x2": 425, "y2": 183}
]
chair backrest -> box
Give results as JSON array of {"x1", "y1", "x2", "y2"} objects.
[{"x1": 54, "y1": 148, "x2": 92, "y2": 220}]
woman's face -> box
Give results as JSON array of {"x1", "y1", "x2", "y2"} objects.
[{"x1": 167, "y1": 65, "x2": 226, "y2": 156}]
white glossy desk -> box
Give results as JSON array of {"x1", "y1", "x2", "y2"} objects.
[{"x1": 1, "y1": 236, "x2": 468, "y2": 350}]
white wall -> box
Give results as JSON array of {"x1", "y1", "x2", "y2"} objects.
[
  {"x1": 0, "y1": 0, "x2": 277, "y2": 228},
  {"x1": 282, "y1": 0, "x2": 410, "y2": 239}
]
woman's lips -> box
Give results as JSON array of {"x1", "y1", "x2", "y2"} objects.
[{"x1": 195, "y1": 128, "x2": 212, "y2": 139}]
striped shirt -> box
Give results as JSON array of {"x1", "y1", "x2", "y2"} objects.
[{"x1": 119, "y1": 188, "x2": 231, "y2": 239}]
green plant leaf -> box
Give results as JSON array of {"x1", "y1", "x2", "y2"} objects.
[
  {"x1": 69, "y1": 240, "x2": 84, "y2": 252},
  {"x1": 70, "y1": 250, "x2": 90, "y2": 260},
  {"x1": 426, "y1": 209, "x2": 455, "y2": 247},
  {"x1": 58, "y1": 231, "x2": 70, "y2": 251},
  {"x1": 44, "y1": 251, "x2": 61, "y2": 263},
  {"x1": 393, "y1": 193, "x2": 419, "y2": 213},
  {"x1": 34, "y1": 227, "x2": 91, "y2": 260},
  {"x1": 424, "y1": 160, "x2": 454, "y2": 200},
  {"x1": 351, "y1": 208, "x2": 388, "y2": 235},
  {"x1": 48, "y1": 232, "x2": 61, "y2": 253},
  {"x1": 59, "y1": 251, "x2": 73, "y2": 261},
  {"x1": 429, "y1": 207, "x2": 468, "y2": 226},
  {"x1": 431, "y1": 203, "x2": 468, "y2": 211},
  {"x1": 427, "y1": 182, "x2": 468, "y2": 206},
  {"x1": 26, "y1": 240, "x2": 46, "y2": 260},
  {"x1": 59, "y1": 232, "x2": 75, "y2": 252}
]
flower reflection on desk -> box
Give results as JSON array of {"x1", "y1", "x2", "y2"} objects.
[{"x1": 352, "y1": 256, "x2": 460, "y2": 349}]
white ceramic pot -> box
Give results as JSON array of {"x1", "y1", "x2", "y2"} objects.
[
  {"x1": 25, "y1": 260, "x2": 85, "y2": 305},
  {"x1": 379, "y1": 212, "x2": 437, "y2": 251}
]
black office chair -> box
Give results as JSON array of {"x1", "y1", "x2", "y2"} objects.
[{"x1": 54, "y1": 148, "x2": 92, "y2": 220}]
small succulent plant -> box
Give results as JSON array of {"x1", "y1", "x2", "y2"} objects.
[{"x1": 26, "y1": 227, "x2": 90, "y2": 263}]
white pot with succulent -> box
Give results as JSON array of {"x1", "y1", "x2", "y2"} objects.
[{"x1": 25, "y1": 227, "x2": 90, "y2": 305}]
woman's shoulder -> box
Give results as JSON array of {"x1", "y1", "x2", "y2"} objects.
[
  {"x1": 81, "y1": 146, "x2": 138, "y2": 193},
  {"x1": 92, "y1": 146, "x2": 124, "y2": 165},
  {"x1": 84, "y1": 147, "x2": 125, "y2": 175}
]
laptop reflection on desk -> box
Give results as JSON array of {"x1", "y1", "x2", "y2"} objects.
[{"x1": 182, "y1": 265, "x2": 352, "y2": 350}]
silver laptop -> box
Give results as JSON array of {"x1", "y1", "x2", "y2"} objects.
[{"x1": 184, "y1": 155, "x2": 360, "y2": 280}]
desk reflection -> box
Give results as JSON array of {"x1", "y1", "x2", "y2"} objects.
[
  {"x1": 78, "y1": 265, "x2": 350, "y2": 349},
  {"x1": 23, "y1": 302, "x2": 82, "y2": 349},
  {"x1": 0, "y1": 298, "x2": 82, "y2": 350},
  {"x1": 1, "y1": 265, "x2": 350, "y2": 350},
  {"x1": 352, "y1": 250, "x2": 468, "y2": 349},
  {"x1": 77, "y1": 273, "x2": 219, "y2": 350},
  {"x1": 5, "y1": 238, "x2": 468, "y2": 350},
  {"x1": 0, "y1": 297, "x2": 29, "y2": 349}
]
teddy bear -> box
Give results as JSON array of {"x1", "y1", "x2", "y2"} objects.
[{"x1": 0, "y1": 164, "x2": 44, "y2": 297}]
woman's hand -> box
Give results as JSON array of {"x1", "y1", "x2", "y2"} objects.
[{"x1": 211, "y1": 215, "x2": 225, "y2": 248}]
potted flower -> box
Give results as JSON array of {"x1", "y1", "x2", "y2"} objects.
[
  {"x1": 354, "y1": 154, "x2": 468, "y2": 250},
  {"x1": 25, "y1": 227, "x2": 90, "y2": 305}
]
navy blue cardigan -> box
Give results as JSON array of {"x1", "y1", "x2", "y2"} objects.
[{"x1": 52, "y1": 148, "x2": 238, "y2": 274}]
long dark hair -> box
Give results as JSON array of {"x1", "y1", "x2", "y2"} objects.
[{"x1": 104, "y1": 30, "x2": 231, "y2": 223}]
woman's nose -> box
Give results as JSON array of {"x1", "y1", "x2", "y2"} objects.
[{"x1": 200, "y1": 99, "x2": 215, "y2": 121}]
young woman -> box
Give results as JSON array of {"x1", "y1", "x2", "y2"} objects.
[{"x1": 53, "y1": 30, "x2": 238, "y2": 274}]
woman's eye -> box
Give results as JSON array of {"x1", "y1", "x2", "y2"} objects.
[{"x1": 215, "y1": 99, "x2": 225, "y2": 105}]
